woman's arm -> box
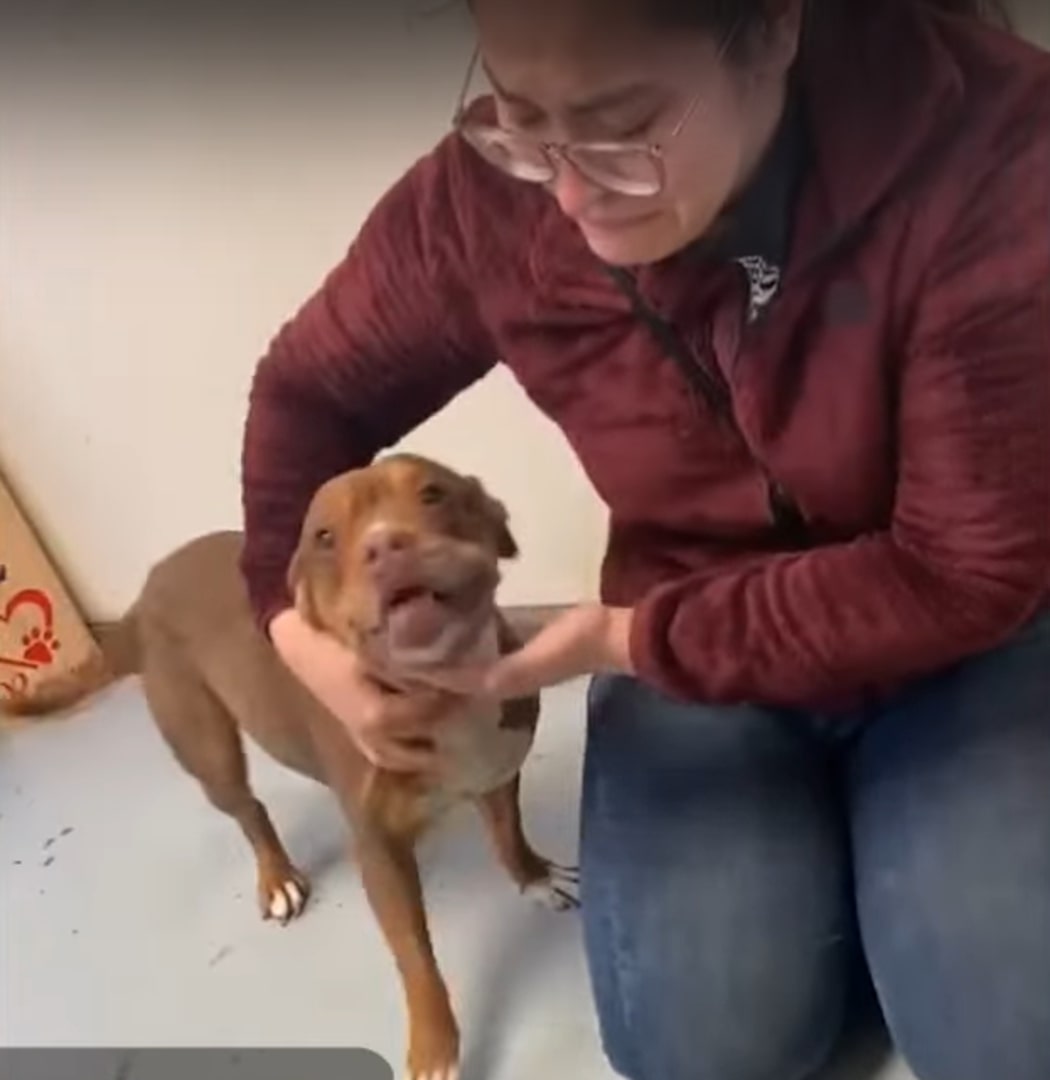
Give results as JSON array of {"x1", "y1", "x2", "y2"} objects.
[
  {"x1": 625, "y1": 113, "x2": 1050, "y2": 706},
  {"x1": 239, "y1": 142, "x2": 496, "y2": 633}
]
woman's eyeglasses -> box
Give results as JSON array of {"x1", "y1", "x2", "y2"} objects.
[{"x1": 451, "y1": 25, "x2": 740, "y2": 198}]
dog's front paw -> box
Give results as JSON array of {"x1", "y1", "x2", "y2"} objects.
[
  {"x1": 406, "y1": 1017, "x2": 459, "y2": 1080},
  {"x1": 257, "y1": 865, "x2": 310, "y2": 925},
  {"x1": 523, "y1": 862, "x2": 580, "y2": 911},
  {"x1": 406, "y1": 1067, "x2": 459, "y2": 1080}
]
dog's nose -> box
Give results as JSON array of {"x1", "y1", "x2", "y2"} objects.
[{"x1": 363, "y1": 523, "x2": 416, "y2": 567}]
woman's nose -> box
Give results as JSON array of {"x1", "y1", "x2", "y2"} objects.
[{"x1": 547, "y1": 157, "x2": 604, "y2": 221}]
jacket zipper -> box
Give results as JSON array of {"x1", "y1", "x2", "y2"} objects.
[
  {"x1": 605, "y1": 264, "x2": 731, "y2": 416},
  {"x1": 603, "y1": 264, "x2": 809, "y2": 545}
]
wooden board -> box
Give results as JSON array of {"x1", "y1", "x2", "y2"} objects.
[{"x1": 0, "y1": 474, "x2": 99, "y2": 704}]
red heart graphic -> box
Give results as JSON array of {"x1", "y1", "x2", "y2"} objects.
[{"x1": 0, "y1": 587, "x2": 59, "y2": 673}]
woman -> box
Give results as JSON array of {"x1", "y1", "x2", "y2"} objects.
[{"x1": 239, "y1": 1, "x2": 1050, "y2": 1078}]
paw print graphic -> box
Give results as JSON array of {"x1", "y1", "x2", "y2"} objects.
[{"x1": 22, "y1": 626, "x2": 61, "y2": 668}]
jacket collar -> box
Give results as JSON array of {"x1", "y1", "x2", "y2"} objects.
[
  {"x1": 688, "y1": 73, "x2": 809, "y2": 271},
  {"x1": 795, "y1": 0, "x2": 965, "y2": 263}
]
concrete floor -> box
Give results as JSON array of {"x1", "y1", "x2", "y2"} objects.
[{"x1": 2, "y1": 678, "x2": 914, "y2": 1079}]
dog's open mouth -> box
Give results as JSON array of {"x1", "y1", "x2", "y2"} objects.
[
  {"x1": 366, "y1": 545, "x2": 498, "y2": 663},
  {"x1": 388, "y1": 584, "x2": 451, "y2": 611},
  {"x1": 381, "y1": 580, "x2": 464, "y2": 653}
]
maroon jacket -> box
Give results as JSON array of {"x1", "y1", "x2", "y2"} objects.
[{"x1": 240, "y1": 0, "x2": 1050, "y2": 708}]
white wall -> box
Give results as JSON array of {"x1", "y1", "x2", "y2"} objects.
[
  {"x1": 1017, "y1": 0, "x2": 1050, "y2": 45},
  {"x1": 0, "y1": 4, "x2": 607, "y2": 619},
  {"x1": 1, "y1": 1, "x2": 1045, "y2": 621}
]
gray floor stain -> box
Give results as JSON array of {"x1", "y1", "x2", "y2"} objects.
[{"x1": 208, "y1": 944, "x2": 234, "y2": 968}]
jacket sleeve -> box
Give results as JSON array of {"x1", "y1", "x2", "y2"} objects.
[
  {"x1": 239, "y1": 144, "x2": 496, "y2": 632},
  {"x1": 628, "y1": 106, "x2": 1050, "y2": 707}
]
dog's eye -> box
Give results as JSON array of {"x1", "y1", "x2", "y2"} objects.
[
  {"x1": 314, "y1": 527, "x2": 335, "y2": 550},
  {"x1": 419, "y1": 483, "x2": 446, "y2": 506}
]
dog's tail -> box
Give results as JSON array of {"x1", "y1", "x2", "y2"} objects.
[{"x1": 1, "y1": 605, "x2": 142, "y2": 721}]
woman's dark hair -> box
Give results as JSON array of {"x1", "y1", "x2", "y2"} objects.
[
  {"x1": 462, "y1": 0, "x2": 1011, "y2": 24},
  {"x1": 917, "y1": 0, "x2": 1011, "y2": 18},
  {"x1": 459, "y1": 0, "x2": 1012, "y2": 53},
  {"x1": 645, "y1": 0, "x2": 1011, "y2": 38}
]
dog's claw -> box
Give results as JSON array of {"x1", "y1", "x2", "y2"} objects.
[
  {"x1": 260, "y1": 871, "x2": 310, "y2": 925},
  {"x1": 524, "y1": 862, "x2": 580, "y2": 911},
  {"x1": 550, "y1": 862, "x2": 580, "y2": 884}
]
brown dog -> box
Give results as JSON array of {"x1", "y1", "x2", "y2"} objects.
[{"x1": 6, "y1": 454, "x2": 576, "y2": 1080}]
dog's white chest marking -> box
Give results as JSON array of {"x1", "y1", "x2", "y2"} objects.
[{"x1": 427, "y1": 623, "x2": 535, "y2": 801}]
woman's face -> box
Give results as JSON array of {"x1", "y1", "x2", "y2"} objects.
[{"x1": 470, "y1": 0, "x2": 802, "y2": 265}]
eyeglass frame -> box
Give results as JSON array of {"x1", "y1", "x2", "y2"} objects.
[{"x1": 450, "y1": 19, "x2": 744, "y2": 197}]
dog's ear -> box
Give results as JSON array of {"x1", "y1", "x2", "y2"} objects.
[
  {"x1": 286, "y1": 532, "x2": 325, "y2": 630},
  {"x1": 491, "y1": 502, "x2": 519, "y2": 559},
  {"x1": 465, "y1": 477, "x2": 518, "y2": 559}
]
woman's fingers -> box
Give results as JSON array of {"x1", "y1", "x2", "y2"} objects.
[{"x1": 363, "y1": 733, "x2": 440, "y2": 773}]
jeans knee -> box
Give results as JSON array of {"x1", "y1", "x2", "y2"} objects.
[
  {"x1": 873, "y1": 947, "x2": 1050, "y2": 1080},
  {"x1": 595, "y1": 988, "x2": 843, "y2": 1080},
  {"x1": 887, "y1": 1011, "x2": 1050, "y2": 1080},
  {"x1": 584, "y1": 882, "x2": 849, "y2": 1080},
  {"x1": 859, "y1": 846, "x2": 1050, "y2": 1080},
  {"x1": 852, "y1": 618, "x2": 1050, "y2": 1080},
  {"x1": 582, "y1": 674, "x2": 850, "y2": 1080}
]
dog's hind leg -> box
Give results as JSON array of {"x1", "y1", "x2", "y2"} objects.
[
  {"x1": 142, "y1": 644, "x2": 310, "y2": 925},
  {"x1": 475, "y1": 774, "x2": 579, "y2": 911}
]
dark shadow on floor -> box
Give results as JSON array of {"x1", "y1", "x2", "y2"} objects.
[{"x1": 819, "y1": 968, "x2": 895, "y2": 1080}]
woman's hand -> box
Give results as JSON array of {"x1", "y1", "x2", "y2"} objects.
[
  {"x1": 269, "y1": 607, "x2": 456, "y2": 772},
  {"x1": 430, "y1": 604, "x2": 635, "y2": 701}
]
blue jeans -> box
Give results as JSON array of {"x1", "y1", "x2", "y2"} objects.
[{"x1": 580, "y1": 612, "x2": 1050, "y2": 1080}]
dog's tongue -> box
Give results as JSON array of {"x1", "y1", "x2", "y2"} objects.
[{"x1": 387, "y1": 593, "x2": 447, "y2": 650}]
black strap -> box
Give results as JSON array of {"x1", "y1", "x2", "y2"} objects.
[
  {"x1": 603, "y1": 264, "x2": 732, "y2": 417},
  {"x1": 602, "y1": 263, "x2": 810, "y2": 545}
]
